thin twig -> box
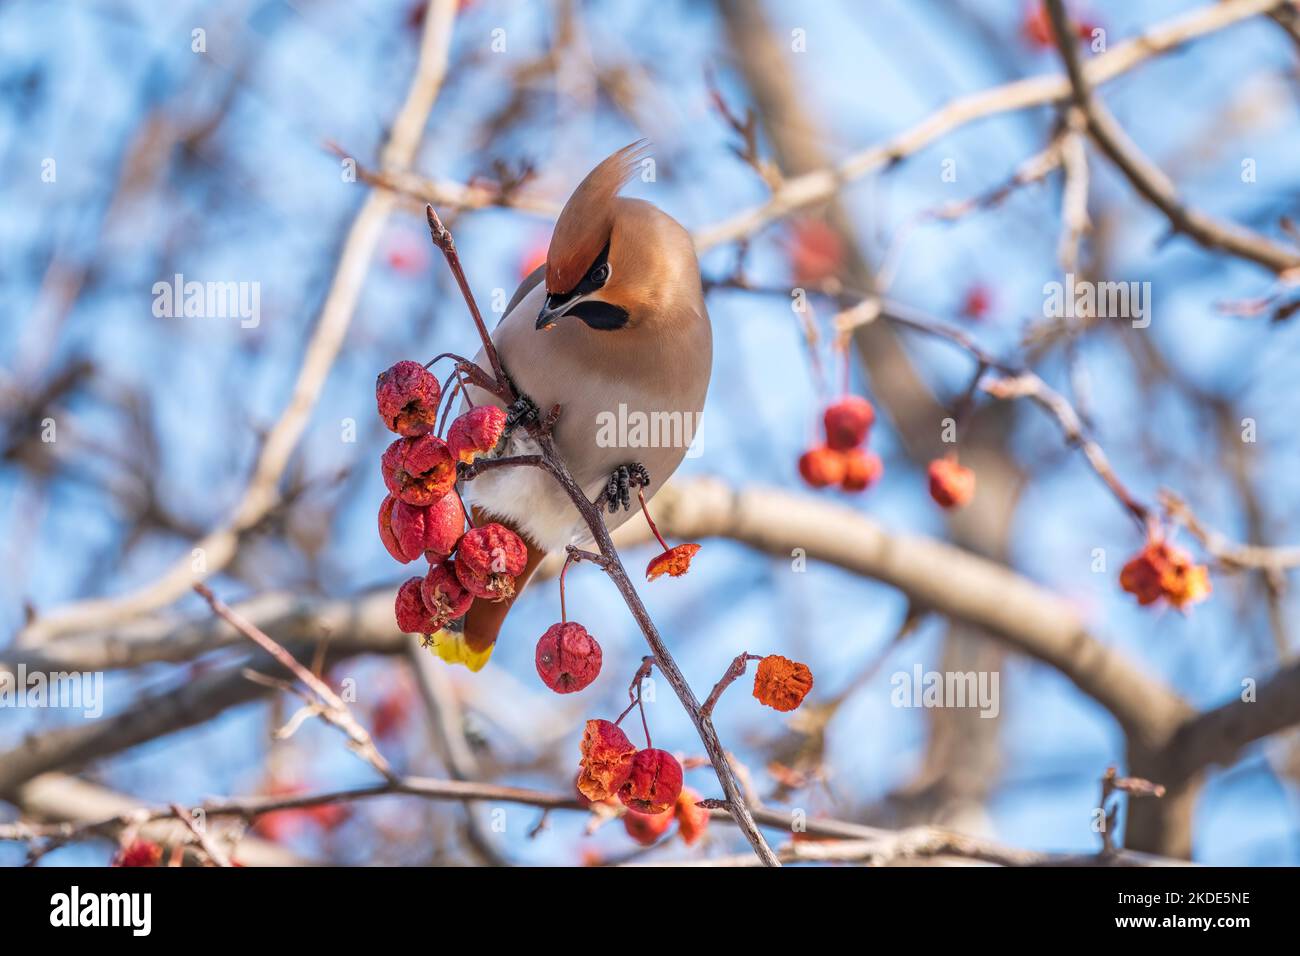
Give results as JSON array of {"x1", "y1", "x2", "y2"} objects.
[
  {"x1": 701, "y1": 653, "x2": 763, "y2": 718},
  {"x1": 194, "y1": 583, "x2": 395, "y2": 781},
  {"x1": 169, "y1": 802, "x2": 232, "y2": 867}
]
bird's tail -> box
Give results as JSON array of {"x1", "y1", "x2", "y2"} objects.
[
  {"x1": 422, "y1": 626, "x2": 496, "y2": 673},
  {"x1": 423, "y1": 512, "x2": 546, "y2": 671}
]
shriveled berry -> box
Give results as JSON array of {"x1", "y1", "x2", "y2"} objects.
[
  {"x1": 421, "y1": 560, "x2": 474, "y2": 623},
  {"x1": 753, "y1": 654, "x2": 814, "y2": 712},
  {"x1": 378, "y1": 495, "x2": 407, "y2": 563},
  {"x1": 535, "y1": 622, "x2": 602, "y2": 693},
  {"x1": 823, "y1": 396, "x2": 875, "y2": 450},
  {"x1": 382, "y1": 435, "x2": 455, "y2": 506},
  {"x1": 379, "y1": 493, "x2": 465, "y2": 562},
  {"x1": 674, "y1": 787, "x2": 710, "y2": 846},
  {"x1": 841, "y1": 448, "x2": 883, "y2": 492},
  {"x1": 447, "y1": 405, "x2": 507, "y2": 464},
  {"x1": 798, "y1": 446, "x2": 846, "y2": 488},
  {"x1": 376, "y1": 360, "x2": 441, "y2": 436},
  {"x1": 577, "y1": 719, "x2": 636, "y2": 801},
  {"x1": 394, "y1": 577, "x2": 436, "y2": 633},
  {"x1": 927, "y1": 457, "x2": 976, "y2": 509},
  {"x1": 618, "y1": 748, "x2": 683, "y2": 814},
  {"x1": 646, "y1": 542, "x2": 701, "y2": 581},
  {"x1": 456, "y1": 522, "x2": 528, "y2": 601},
  {"x1": 1120, "y1": 537, "x2": 1210, "y2": 611},
  {"x1": 624, "y1": 807, "x2": 676, "y2": 847},
  {"x1": 403, "y1": 493, "x2": 464, "y2": 559}
]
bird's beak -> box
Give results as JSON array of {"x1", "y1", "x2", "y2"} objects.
[{"x1": 536, "y1": 291, "x2": 590, "y2": 330}]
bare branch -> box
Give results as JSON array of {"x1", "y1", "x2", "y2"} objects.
[{"x1": 1045, "y1": 0, "x2": 1300, "y2": 273}]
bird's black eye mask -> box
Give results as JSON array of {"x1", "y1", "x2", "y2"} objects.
[{"x1": 542, "y1": 240, "x2": 629, "y2": 331}]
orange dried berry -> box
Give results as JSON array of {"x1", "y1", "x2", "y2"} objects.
[
  {"x1": 1120, "y1": 538, "x2": 1211, "y2": 611},
  {"x1": 455, "y1": 523, "x2": 528, "y2": 601},
  {"x1": 536, "y1": 622, "x2": 602, "y2": 694},
  {"x1": 798, "y1": 446, "x2": 847, "y2": 489},
  {"x1": 577, "y1": 719, "x2": 636, "y2": 801},
  {"x1": 646, "y1": 542, "x2": 701, "y2": 581},
  {"x1": 624, "y1": 807, "x2": 676, "y2": 847},
  {"x1": 927, "y1": 456, "x2": 975, "y2": 509},
  {"x1": 618, "y1": 748, "x2": 683, "y2": 815},
  {"x1": 840, "y1": 448, "x2": 883, "y2": 492},
  {"x1": 376, "y1": 360, "x2": 442, "y2": 436},
  {"x1": 421, "y1": 560, "x2": 474, "y2": 624},
  {"x1": 447, "y1": 405, "x2": 508, "y2": 464},
  {"x1": 674, "y1": 787, "x2": 710, "y2": 846},
  {"x1": 1165, "y1": 562, "x2": 1211, "y2": 611},
  {"x1": 382, "y1": 434, "x2": 456, "y2": 506},
  {"x1": 1119, "y1": 546, "x2": 1165, "y2": 606},
  {"x1": 753, "y1": 654, "x2": 814, "y2": 712},
  {"x1": 823, "y1": 396, "x2": 875, "y2": 450}
]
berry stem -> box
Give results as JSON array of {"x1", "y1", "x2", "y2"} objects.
[
  {"x1": 636, "y1": 488, "x2": 672, "y2": 553},
  {"x1": 558, "y1": 551, "x2": 574, "y2": 624},
  {"x1": 436, "y1": 372, "x2": 464, "y2": 437},
  {"x1": 701, "y1": 653, "x2": 765, "y2": 718},
  {"x1": 613, "y1": 657, "x2": 655, "y2": 748}
]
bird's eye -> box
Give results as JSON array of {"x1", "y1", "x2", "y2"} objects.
[{"x1": 589, "y1": 262, "x2": 610, "y2": 285}]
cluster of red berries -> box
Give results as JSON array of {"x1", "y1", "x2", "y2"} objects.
[
  {"x1": 376, "y1": 360, "x2": 607, "y2": 691},
  {"x1": 624, "y1": 786, "x2": 710, "y2": 847},
  {"x1": 798, "y1": 395, "x2": 882, "y2": 493},
  {"x1": 577, "y1": 652, "x2": 813, "y2": 848},
  {"x1": 376, "y1": 361, "x2": 517, "y2": 637},
  {"x1": 578, "y1": 722, "x2": 709, "y2": 847},
  {"x1": 577, "y1": 720, "x2": 694, "y2": 844},
  {"x1": 798, "y1": 394, "x2": 978, "y2": 510}
]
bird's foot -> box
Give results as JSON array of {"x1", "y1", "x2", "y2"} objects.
[
  {"x1": 600, "y1": 463, "x2": 651, "y2": 514},
  {"x1": 505, "y1": 393, "x2": 540, "y2": 433}
]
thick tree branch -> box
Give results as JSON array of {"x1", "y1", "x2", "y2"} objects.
[{"x1": 645, "y1": 478, "x2": 1190, "y2": 746}]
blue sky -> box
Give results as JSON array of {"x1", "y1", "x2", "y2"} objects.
[{"x1": 3, "y1": 0, "x2": 1299, "y2": 865}]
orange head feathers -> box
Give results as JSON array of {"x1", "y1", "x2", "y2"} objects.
[
  {"x1": 535, "y1": 141, "x2": 702, "y2": 334},
  {"x1": 544, "y1": 140, "x2": 649, "y2": 296}
]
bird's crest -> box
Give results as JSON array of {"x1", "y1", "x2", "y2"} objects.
[{"x1": 545, "y1": 140, "x2": 650, "y2": 294}]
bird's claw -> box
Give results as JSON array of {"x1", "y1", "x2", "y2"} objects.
[
  {"x1": 505, "y1": 393, "x2": 540, "y2": 432},
  {"x1": 603, "y1": 463, "x2": 650, "y2": 513}
]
